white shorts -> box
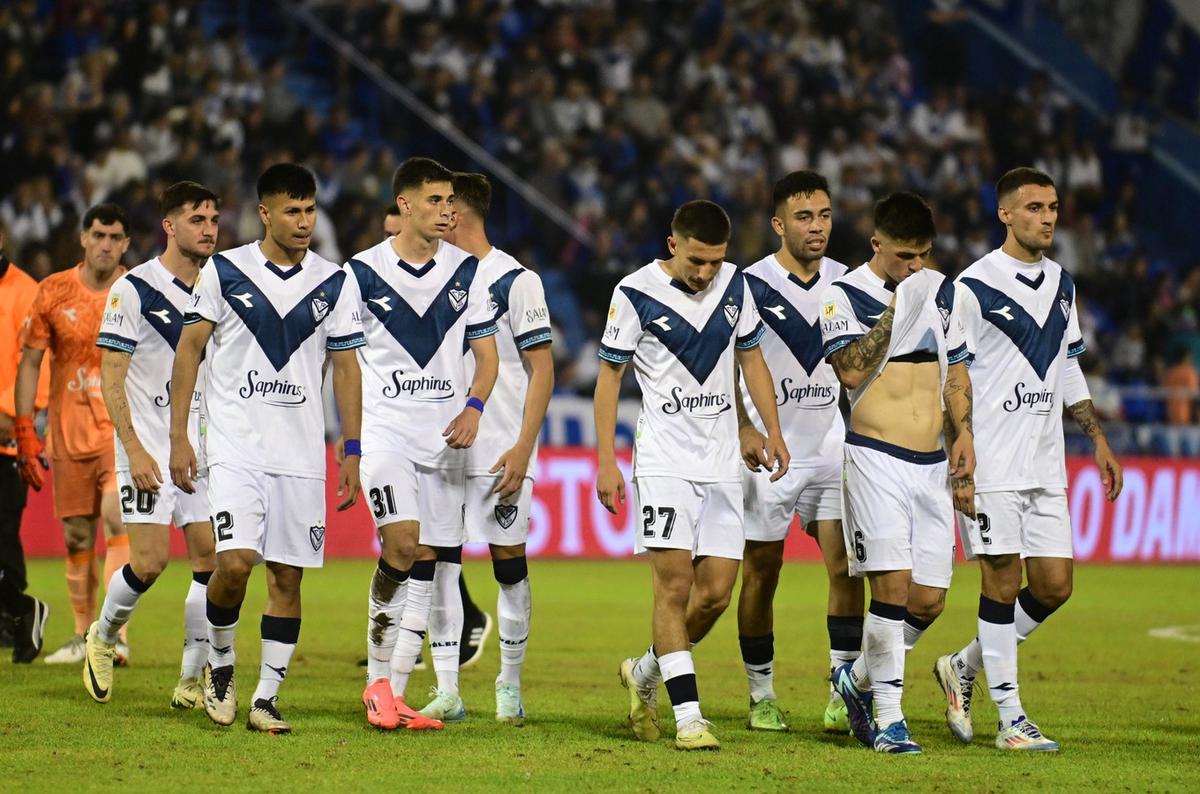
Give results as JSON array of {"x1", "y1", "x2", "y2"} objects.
[
  {"x1": 633, "y1": 477, "x2": 744, "y2": 560},
  {"x1": 465, "y1": 474, "x2": 533, "y2": 545},
  {"x1": 207, "y1": 463, "x2": 326, "y2": 568},
  {"x1": 959, "y1": 488, "x2": 1072, "y2": 560},
  {"x1": 842, "y1": 433, "x2": 955, "y2": 589},
  {"x1": 360, "y1": 450, "x2": 465, "y2": 548},
  {"x1": 116, "y1": 471, "x2": 209, "y2": 528},
  {"x1": 743, "y1": 461, "x2": 841, "y2": 542}
]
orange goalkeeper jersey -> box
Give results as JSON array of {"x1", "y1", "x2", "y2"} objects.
[{"x1": 1, "y1": 259, "x2": 50, "y2": 457}]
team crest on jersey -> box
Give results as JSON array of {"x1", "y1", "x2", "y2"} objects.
[
  {"x1": 823, "y1": 301, "x2": 836, "y2": 319},
  {"x1": 1058, "y1": 298, "x2": 1070, "y2": 321},
  {"x1": 310, "y1": 295, "x2": 330, "y2": 323},
  {"x1": 448, "y1": 286, "x2": 468, "y2": 312},
  {"x1": 494, "y1": 504, "x2": 518, "y2": 529},
  {"x1": 939, "y1": 305, "x2": 951, "y2": 332},
  {"x1": 487, "y1": 292, "x2": 498, "y2": 315},
  {"x1": 723, "y1": 303, "x2": 739, "y2": 327},
  {"x1": 309, "y1": 524, "x2": 326, "y2": 552}
]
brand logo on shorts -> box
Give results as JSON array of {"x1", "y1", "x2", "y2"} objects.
[
  {"x1": 309, "y1": 524, "x2": 325, "y2": 552},
  {"x1": 448, "y1": 287, "x2": 468, "y2": 312},
  {"x1": 494, "y1": 504, "x2": 518, "y2": 529}
]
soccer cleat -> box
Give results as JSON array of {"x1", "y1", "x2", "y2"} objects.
[
  {"x1": 675, "y1": 717, "x2": 720, "y2": 751},
  {"x1": 747, "y1": 697, "x2": 789, "y2": 732},
  {"x1": 82, "y1": 621, "x2": 115, "y2": 703},
  {"x1": 618, "y1": 657, "x2": 660, "y2": 742},
  {"x1": 204, "y1": 664, "x2": 237, "y2": 726},
  {"x1": 460, "y1": 611, "x2": 493, "y2": 669},
  {"x1": 419, "y1": 687, "x2": 467, "y2": 722},
  {"x1": 495, "y1": 681, "x2": 525, "y2": 726},
  {"x1": 832, "y1": 662, "x2": 876, "y2": 747},
  {"x1": 12, "y1": 597, "x2": 49, "y2": 663},
  {"x1": 933, "y1": 654, "x2": 975, "y2": 743},
  {"x1": 995, "y1": 716, "x2": 1060, "y2": 751},
  {"x1": 394, "y1": 696, "x2": 444, "y2": 730},
  {"x1": 874, "y1": 719, "x2": 922, "y2": 754},
  {"x1": 363, "y1": 678, "x2": 401, "y2": 730},
  {"x1": 247, "y1": 697, "x2": 291, "y2": 734},
  {"x1": 823, "y1": 685, "x2": 850, "y2": 734},
  {"x1": 171, "y1": 676, "x2": 204, "y2": 709},
  {"x1": 114, "y1": 640, "x2": 130, "y2": 667},
  {"x1": 44, "y1": 633, "x2": 86, "y2": 665}
]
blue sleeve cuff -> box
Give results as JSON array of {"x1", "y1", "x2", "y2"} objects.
[
  {"x1": 598, "y1": 343, "x2": 633, "y2": 364},
  {"x1": 466, "y1": 322, "x2": 498, "y2": 340},
  {"x1": 1067, "y1": 339, "x2": 1086, "y2": 358},
  {"x1": 96, "y1": 333, "x2": 137, "y2": 353},
  {"x1": 515, "y1": 326, "x2": 552, "y2": 350},
  {"x1": 823, "y1": 334, "x2": 861, "y2": 360},
  {"x1": 327, "y1": 332, "x2": 367, "y2": 351},
  {"x1": 182, "y1": 312, "x2": 204, "y2": 325},
  {"x1": 947, "y1": 343, "x2": 969, "y2": 365},
  {"x1": 735, "y1": 322, "x2": 765, "y2": 350}
]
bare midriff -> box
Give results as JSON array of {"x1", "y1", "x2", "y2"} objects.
[{"x1": 849, "y1": 360, "x2": 942, "y2": 451}]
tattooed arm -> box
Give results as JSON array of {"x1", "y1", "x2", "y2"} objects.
[
  {"x1": 828, "y1": 299, "x2": 897, "y2": 390},
  {"x1": 943, "y1": 361, "x2": 976, "y2": 517},
  {"x1": 733, "y1": 361, "x2": 770, "y2": 473},
  {"x1": 101, "y1": 348, "x2": 162, "y2": 493},
  {"x1": 1069, "y1": 398, "x2": 1123, "y2": 501}
]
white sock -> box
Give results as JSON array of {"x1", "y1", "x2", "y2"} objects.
[
  {"x1": 497, "y1": 572, "x2": 531, "y2": 688},
  {"x1": 389, "y1": 562, "x2": 435, "y2": 699},
  {"x1": 180, "y1": 572, "x2": 210, "y2": 679},
  {"x1": 429, "y1": 556, "x2": 463, "y2": 696},
  {"x1": 252, "y1": 615, "x2": 300, "y2": 703},
  {"x1": 865, "y1": 601, "x2": 906, "y2": 728},
  {"x1": 978, "y1": 596, "x2": 1024, "y2": 724},
  {"x1": 631, "y1": 645, "x2": 661, "y2": 690},
  {"x1": 659, "y1": 649, "x2": 702, "y2": 726},
  {"x1": 207, "y1": 598, "x2": 242, "y2": 668},
  {"x1": 739, "y1": 633, "x2": 775, "y2": 702},
  {"x1": 902, "y1": 611, "x2": 934, "y2": 652},
  {"x1": 954, "y1": 639, "x2": 984, "y2": 679},
  {"x1": 98, "y1": 565, "x2": 149, "y2": 644},
  {"x1": 1015, "y1": 587, "x2": 1056, "y2": 642},
  {"x1": 850, "y1": 652, "x2": 871, "y2": 689},
  {"x1": 366, "y1": 560, "x2": 408, "y2": 683}
]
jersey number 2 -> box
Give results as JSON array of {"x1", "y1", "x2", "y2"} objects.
[{"x1": 642, "y1": 506, "x2": 677, "y2": 539}]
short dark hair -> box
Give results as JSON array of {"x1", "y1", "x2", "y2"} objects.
[
  {"x1": 451, "y1": 172, "x2": 491, "y2": 219},
  {"x1": 160, "y1": 181, "x2": 219, "y2": 217},
  {"x1": 996, "y1": 167, "x2": 1056, "y2": 202},
  {"x1": 873, "y1": 192, "x2": 935, "y2": 243},
  {"x1": 256, "y1": 163, "x2": 316, "y2": 201},
  {"x1": 773, "y1": 170, "x2": 831, "y2": 211},
  {"x1": 671, "y1": 200, "x2": 731, "y2": 245},
  {"x1": 392, "y1": 157, "x2": 453, "y2": 198},
  {"x1": 82, "y1": 203, "x2": 129, "y2": 235}
]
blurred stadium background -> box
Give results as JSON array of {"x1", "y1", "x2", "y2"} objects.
[{"x1": 5, "y1": 0, "x2": 1200, "y2": 565}]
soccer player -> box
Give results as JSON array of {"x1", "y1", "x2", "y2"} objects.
[
  {"x1": 597, "y1": 200, "x2": 789, "y2": 751},
  {"x1": 84, "y1": 182, "x2": 220, "y2": 707},
  {"x1": 14, "y1": 204, "x2": 132, "y2": 665},
  {"x1": 734, "y1": 171, "x2": 862, "y2": 733},
  {"x1": 819, "y1": 192, "x2": 974, "y2": 754},
  {"x1": 169, "y1": 164, "x2": 365, "y2": 734},
  {"x1": 350, "y1": 157, "x2": 498, "y2": 731},
  {"x1": 0, "y1": 220, "x2": 51, "y2": 663},
  {"x1": 933, "y1": 167, "x2": 1123, "y2": 751},
  {"x1": 445, "y1": 172, "x2": 554, "y2": 725}
]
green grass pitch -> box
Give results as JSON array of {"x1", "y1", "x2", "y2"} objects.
[{"x1": 1, "y1": 559, "x2": 1198, "y2": 791}]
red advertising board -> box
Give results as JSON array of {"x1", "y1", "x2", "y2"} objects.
[{"x1": 16, "y1": 449, "x2": 1200, "y2": 562}]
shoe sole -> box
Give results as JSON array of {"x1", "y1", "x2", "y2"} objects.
[
  {"x1": 247, "y1": 721, "x2": 291, "y2": 735},
  {"x1": 932, "y1": 656, "x2": 973, "y2": 744},
  {"x1": 460, "y1": 613, "x2": 493, "y2": 669},
  {"x1": 618, "y1": 659, "x2": 660, "y2": 742},
  {"x1": 747, "y1": 717, "x2": 789, "y2": 732},
  {"x1": 496, "y1": 715, "x2": 525, "y2": 727},
  {"x1": 675, "y1": 740, "x2": 720, "y2": 751}
]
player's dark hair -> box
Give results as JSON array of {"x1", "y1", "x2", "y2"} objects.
[
  {"x1": 160, "y1": 181, "x2": 219, "y2": 217},
  {"x1": 82, "y1": 203, "x2": 129, "y2": 235},
  {"x1": 772, "y1": 170, "x2": 831, "y2": 211},
  {"x1": 392, "y1": 157, "x2": 453, "y2": 198},
  {"x1": 996, "y1": 167, "x2": 1056, "y2": 202},
  {"x1": 451, "y1": 172, "x2": 491, "y2": 219},
  {"x1": 256, "y1": 163, "x2": 316, "y2": 201},
  {"x1": 873, "y1": 192, "x2": 935, "y2": 243},
  {"x1": 671, "y1": 200, "x2": 731, "y2": 245}
]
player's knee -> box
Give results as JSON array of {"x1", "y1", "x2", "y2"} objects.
[
  {"x1": 743, "y1": 551, "x2": 782, "y2": 587},
  {"x1": 381, "y1": 533, "x2": 418, "y2": 569},
  {"x1": 693, "y1": 584, "x2": 732, "y2": 618},
  {"x1": 1030, "y1": 577, "x2": 1072, "y2": 610},
  {"x1": 217, "y1": 553, "x2": 254, "y2": 584},
  {"x1": 907, "y1": 599, "x2": 944, "y2": 624},
  {"x1": 131, "y1": 551, "x2": 168, "y2": 583}
]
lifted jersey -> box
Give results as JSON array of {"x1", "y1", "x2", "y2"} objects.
[
  {"x1": 954, "y1": 249, "x2": 1085, "y2": 491},
  {"x1": 185, "y1": 243, "x2": 365, "y2": 479},
  {"x1": 600, "y1": 260, "x2": 764, "y2": 484},
  {"x1": 97, "y1": 258, "x2": 206, "y2": 473},
  {"x1": 348, "y1": 238, "x2": 496, "y2": 469},
  {"x1": 820, "y1": 264, "x2": 967, "y2": 408},
  {"x1": 740, "y1": 255, "x2": 846, "y2": 467},
  {"x1": 464, "y1": 248, "x2": 552, "y2": 476}
]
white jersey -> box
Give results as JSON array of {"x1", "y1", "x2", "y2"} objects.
[
  {"x1": 97, "y1": 257, "x2": 206, "y2": 473},
  {"x1": 954, "y1": 248, "x2": 1085, "y2": 491},
  {"x1": 348, "y1": 238, "x2": 496, "y2": 469},
  {"x1": 740, "y1": 254, "x2": 846, "y2": 467},
  {"x1": 820, "y1": 264, "x2": 967, "y2": 408},
  {"x1": 464, "y1": 247, "x2": 552, "y2": 476},
  {"x1": 600, "y1": 260, "x2": 764, "y2": 483},
  {"x1": 185, "y1": 242, "x2": 365, "y2": 479}
]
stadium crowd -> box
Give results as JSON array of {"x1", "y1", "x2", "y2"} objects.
[{"x1": 1, "y1": 0, "x2": 1197, "y2": 425}]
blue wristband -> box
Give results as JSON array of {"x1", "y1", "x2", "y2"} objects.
[
  {"x1": 343, "y1": 439, "x2": 361, "y2": 457},
  {"x1": 466, "y1": 396, "x2": 485, "y2": 414}
]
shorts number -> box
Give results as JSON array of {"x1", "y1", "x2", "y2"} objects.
[
  {"x1": 977, "y1": 512, "x2": 991, "y2": 545},
  {"x1": 641, "y1": 506, "x2": 677, "y2": 540},
  {"x1": 213, "y1": 511, "x2": 234, "y2": 542},
  {"x1": 852, "y1": 530, "x2": 866, "y2": 563},
  {"x1": 119, "y1": 485, "x2": 156, "y2": 515},
  {"x1": 369, "y1": 485, "x2": 397, "y2": 520}
]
